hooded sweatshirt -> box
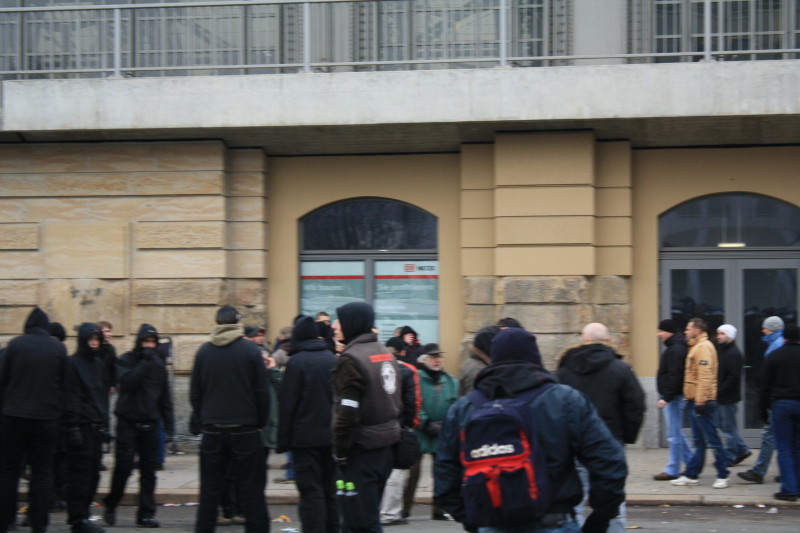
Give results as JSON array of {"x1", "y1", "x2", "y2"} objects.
[
  {"x1": 116, "y1": 323, "x2": 174, "y2": 433},
  {"x1": 0, "y1": 307, "x2": 69, "y2": 420},
  {"x1": 191, "y1": 323, "x2": 269, "y2": 428},
  {"x1": 557, "y1": 342, "x2": 646, "y2": 444},
  {"x1": 64, "y1": 322, "x2": 109, "y2": 427}
]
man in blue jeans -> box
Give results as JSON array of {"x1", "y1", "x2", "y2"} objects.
[
  {"x1": 671, "y1": 317, "x2": 731, "y2": 488},
  {"x1": 654, "y1": 319, "x2": 693, "y2": 481},
  {"x1": 713, "y1": 324, "x2": 750, "y2": 467},
  {"x1": 739, "y1": 316, "x2": 785, "y2": 484}
]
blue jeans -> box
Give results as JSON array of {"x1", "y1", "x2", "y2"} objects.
[
  {"x1": 575, "y1": 462, "x2": 625, "y2": 533},
  {"x1": 478, "y1": 516, "x2": 581, "y2": 533},
  {"x1": 663, "y1": 396, "x2": 693, "y2": 476},
  {"x1": 772, "y1": 399, "x2": 800, "y2": 496},
  {"x1": 753, "y1": 416, "x2": 775, "y2": 476},
  {"x1": 714, "y1": 402, "x2": 749, "y2": 460},
  {"x1": 685, "y1": 401, "x2": 730, "y2": 480}
]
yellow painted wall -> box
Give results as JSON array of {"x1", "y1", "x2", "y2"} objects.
[
  {"x1": 631, "y1": 146, "x2": 800, "y2": 378},
  {"x1": 268, "y1": 154, "x2": 462, "y2": 370}
]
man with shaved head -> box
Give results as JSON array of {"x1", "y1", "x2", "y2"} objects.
[{"x1": 558, "y1": 323, "x2": 646, "y2": 533}]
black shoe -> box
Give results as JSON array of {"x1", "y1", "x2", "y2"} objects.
[
  {"x1": 432, "y1": 513, "x2": 454, "y2": 521},
  {"x1": 103, "y1": 508, "x2": 116, "y2": 526},
  {"x1": 71, "y1": 519, "x2": 106, "y2": 533},
  {"x1": 136, "y1": 518, "x2": 160, "y2": 528},
  {"x1": 774, "y1": 492, "x2": 798, "y2": 502},
  {"x1": 737, "y1": 470, "x2": 764, "y2": 484},
  {"x1": 400, "y1": 510, "x2": 410, "y2": 519},
  {"x1": 98, "y1": 463, "x2": 108, "y2": 471},
  {"x1": 730, "y1": 451, "x2": 752, "y2": 466}
]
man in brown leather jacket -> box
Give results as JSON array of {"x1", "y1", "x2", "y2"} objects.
[{"x1": 332, "y1": 302, "x2": 402, "y2": 533}]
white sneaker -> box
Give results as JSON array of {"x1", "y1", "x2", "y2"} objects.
[
  {"x1": 712, "y1": 478, "x2": 729, "y2": 489},
  {"x1": 670, "y1": 475, "x2": 699, "y2": 486}
]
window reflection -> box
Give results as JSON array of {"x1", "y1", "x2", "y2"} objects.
[{"x1": 660, "y1": 193, "x2": 800, "y2": 248}]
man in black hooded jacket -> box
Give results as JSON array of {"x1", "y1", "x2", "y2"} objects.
[
  {"x1": 277, "y1": 316, "x2": 338, "y2": 533},
  {"x1": 64, "y1": 323, "x2": 109, "y2": 533},
  {"x1": 103, "y1": 323, "x2": 173, "y2": 528},
  {"x1": 0, "y1": 307, "x2": 68, "y2": 533},
  {"x1": 332, "y1": 302, "x2": 402, "y2": 533}
]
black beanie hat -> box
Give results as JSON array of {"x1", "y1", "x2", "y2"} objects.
[
  {"x1": 490, "y1": 328, "x2": 542, "y2": 365},
  {"x1": 336, "y1": 302, "x2": 375, "y2": 345},
  {"x1": 473, "y1": 325, "x2": 500, "y2": 355},
  {"x1": 216, "y1": 305, "x2": 241, "y2": 325},
  {"x1": 658, "y1": 319, "x2": 679, "y2": 334},
  {"x1": 48, "y1": 321, "x2": 66, "y2": 342}
]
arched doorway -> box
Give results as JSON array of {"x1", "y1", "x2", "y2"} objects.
[
  {"x1": 299, "y1": 197, "x2": 439, "y2": 344},
  {"x1": 659, "y1": 192, "x2": 800, "y2": 441}
]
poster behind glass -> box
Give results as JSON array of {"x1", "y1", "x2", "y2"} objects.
[
  {"x1": 374, "y1": 260, "x2": 439, "y2": 344},
  {"x1": 300, "y1": 262, "x2": 365, "y2": 319}
]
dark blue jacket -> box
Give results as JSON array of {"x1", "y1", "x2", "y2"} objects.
[
  {"x1": 65, "y1": 322, "x2": 109, "y2": 427},
  {"x1": 434, "y1": 361, "x2": 626, "y2": 527}
]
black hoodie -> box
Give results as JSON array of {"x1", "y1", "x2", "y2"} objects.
[
  {"x1": 65, "y1": 323, "x2": 109, "y2": 427},
  {"x1": 557, "y1": 343, "x2": 646, "y2": 444},
  {"x1": 656, "y1": 331, "x2": 688, "y2": 403},
  {"x1": 277, "y1": 316, "x2": 337, "y2": 451},
  {"x1": 0, "y1": 307, "x2": 69, "y2": 420},
  {"x1": 115, "y1": 324, "x2": 174, "y2": 433},
  {"x1": 337, "y1": 302, "x2": 375, "y2": 345}
]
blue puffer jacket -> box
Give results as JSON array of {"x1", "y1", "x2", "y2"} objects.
[{"x1": 434, "y1": 360, "x2": 626, "y2": 528}]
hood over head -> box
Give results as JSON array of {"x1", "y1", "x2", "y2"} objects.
[
  {"x1": 24, "y1": 307, "x2": 50, "y2": 335},
  {"x1": 473, "y1": 325, "x2": 500, "y2": 356},
  {"x1": 399, "y1": 325, "x2": 418, "y2": 341},
  {"x1": 77, "y1": 322, "x2": 103, "y2": 355},
  {"x1": 490, "y1": 328, "x2": 542, "y2": 365},
  {"x1": 559, "y1": 342, "x2": 618, "y2": 375},
  {"x1": 48, "y1": 322, "x2": 66, "y2": 342},
  {"x1": 292, "y1": 316, "x2": 320, "y2": 344},
  {"x1": 475, "y1": 359, "x2": 557, "y2": 400},
  {"x1": 135, "y1": 323, "x2": 159, "y2": 349},
  {"x1": 336, "y1": 302, "x2": 375, "y2": 345}
]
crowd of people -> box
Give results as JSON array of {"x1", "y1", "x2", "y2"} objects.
[{"x1": 0, "y1": 304, "x2": 798, "y2": 533}]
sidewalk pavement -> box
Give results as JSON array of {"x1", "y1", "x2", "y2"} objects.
[{"x1": 100, "y1": 442, "x2": 800, "y2": 508}]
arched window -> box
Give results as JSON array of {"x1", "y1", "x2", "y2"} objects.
[
  {"x1": 660, "y1": 193, "x2": 800, "y2": 248},
  {"x1": 299, "y1": 198, "x2": 439, "y2": 344}
]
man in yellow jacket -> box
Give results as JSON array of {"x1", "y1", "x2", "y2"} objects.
[{"x1": 671, "y1": 317, "x2": 731, "y2": 489}]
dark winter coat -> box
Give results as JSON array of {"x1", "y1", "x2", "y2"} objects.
[
  {"x1": 656, "y1": 332, "x2": 688, "y2": 403},
  {"x1": 277, "y1": 316, "x2": 337, "y2": 452},
  {"x1": 716, "y1": 341, "x2": 743, "y2": 405},
  {"x1": 558, "y1": 343, "x2": 646, "y2": 444},
  {"x1": 760, "y1": 341, "x2": 800, "y2": 412},
  {"x1": 191, "y1": 324, "x2": 269, "y2": 430},
  {"x1": 434, "y1": 361, "x2": 626, "y2": 528},
  {"x1": 0, "y1": 307, "x2": 68, "y2": 420},
  {"x1": 64, "y1": 322, "x2": 109, "y2": 427},
  {"x1": 115, "y1": 323, "x2": 174, "y2": 434}
]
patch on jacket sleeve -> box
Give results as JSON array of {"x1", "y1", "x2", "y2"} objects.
[{"x1": 699, "y1": 360, "x2": 708, "y2": 365}]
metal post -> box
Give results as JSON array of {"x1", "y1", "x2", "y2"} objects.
[
  {"x1": 302, "y1": 1, "x2": 311, "y2": 72},
  {"x1": 112, "y1": 7, "x2": 122, "y2": 76},
  {"x1": 498, "y1": 0, "x2": 508, "y2": 67},
  {"x1": 703, "y1": 0, "x2": 712, "y2": 61}
]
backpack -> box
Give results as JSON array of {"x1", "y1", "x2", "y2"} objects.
[{"x1": 459, "y1": 384, "x2": 554, "y2": 528}]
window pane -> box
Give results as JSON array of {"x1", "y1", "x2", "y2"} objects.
[
  {"x1": 300, "y1": 261, "x2": 365, "y2": 319},
  {"x1": 670, "y1": 269, "x2": 725, "y2": 333},
  {"x1": 374, "y1": 260, "x2": 439, "y2": 344},
  {"x1": 302, "y1": 198, "x2": 437, "y2": 251},
  {"x1": 660, "y1": 193, "x2": 800, "y2": 248}
]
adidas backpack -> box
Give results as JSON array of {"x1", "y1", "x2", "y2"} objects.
[{"x1": 459, "y1": 384, "x2": 553, "y2": 528}]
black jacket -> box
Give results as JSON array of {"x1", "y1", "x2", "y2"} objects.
[
  {"x1": 435, "y1": 361, "x2": 627, "y2": 528},
  {"x1": 656, "y1": 332, "x2": 688, "y2": 403},
  {"x1": 760, "y1": 341, "x2": 800, "y2": 412},
  {"x1": 65, "y1": 323, "x2": 109, "y2": 427},
  {"x1": 190, "y1": 324, "x2": 269, "y2": 429},
  {"x1": 558, "y1": 343, "x2": 646, "y2": 444},
  {"x1": 0, "y1": 307, "x2": 68, "y2": 420},
  {"x1": 115, "y1": 324, "x2": 174, "y2": 434},
  {"x1": 716, "y1": 341, "x2": 743, "y2": 405},
  {"x1": 98, "y1": 342, "x2": 117, "y2": 390},
  {"x1": 277, "y1": 316, "x2": 337, "y2": 452}
]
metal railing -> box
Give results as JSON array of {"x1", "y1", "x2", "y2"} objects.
[{"x1": 0, "y1": 0, "x2": 798, "y2": 80}]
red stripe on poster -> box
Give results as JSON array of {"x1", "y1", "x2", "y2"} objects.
[
  {"x1": 375, "y1": 275, "x2": 438, "y2": 279},
  {"x1": 301, "y1": 276, "x2": 365, "y2": 280}
]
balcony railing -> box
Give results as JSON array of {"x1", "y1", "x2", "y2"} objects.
[{"x1": 1, "y1": 0, "x2": 798, "y2": 80}]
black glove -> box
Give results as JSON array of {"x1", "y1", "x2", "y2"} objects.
[
  {"x1": 582, "y1": 514, "x2": 610, "y2": 533},
  {"x1": 67, "y1": 427, "x2": 83, "y2": 448},
  {"x1": 425, "y1": 420, "x2": 442, "y2": 438},
  {"x1": 695, "y1": 400, "x2": 716, "y2": 415}
]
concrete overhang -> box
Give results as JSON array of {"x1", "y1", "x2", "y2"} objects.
[{"x1": 2, "y1": 60, "x2": 799, "y2": 154}]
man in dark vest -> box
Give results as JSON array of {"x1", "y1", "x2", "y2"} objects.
[{"x1": 332, "y1": 302, "x2": 402, "y2": 533}]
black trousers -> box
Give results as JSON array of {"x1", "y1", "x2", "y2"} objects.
[
  {"x1": 293, "y1": 447, "x2": 339, "y2": 533},
  {"x1": 336, "y1": 447, "x2": 394, "y2": 533},
  {"x1": 65, "y1": 425, "x2": 104, "y2": 524},
  {"x1": 195, "y1": 428, "x2": 269, "y2": 533},
  {"x1": 0, "y1": 416, "x2": 58, "y2": 533},
  {"x1": 103, "y1": 417, "x2": 160, "y2": 520}
]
